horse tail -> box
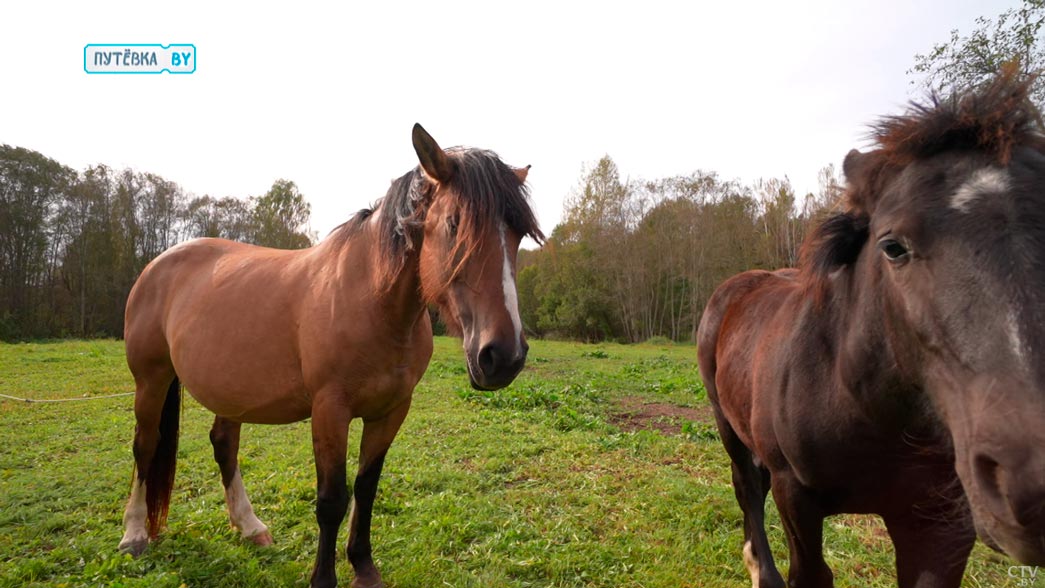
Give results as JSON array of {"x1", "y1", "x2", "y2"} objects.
[{"x1": 145, "y1": 375, "x2": 181, "y2": 539}]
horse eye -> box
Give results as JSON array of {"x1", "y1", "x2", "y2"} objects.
[
  {"x1": 447, "y1": 214, "x2": 459, "y2": 236},
  {"x1": 878, "y1": 238, "x2": 909, "y2": 261}
]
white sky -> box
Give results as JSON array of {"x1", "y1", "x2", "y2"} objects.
[{"x1": 0, "y1": 1, "x2": 1019, "y2": 242}]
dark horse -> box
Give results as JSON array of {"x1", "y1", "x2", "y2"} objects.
[
  {"x1": 118, "y1": 124, "x2": 543, "y2": 588},
  {"x1": 698, "y1": 70, "x2": 1045, "y2": 588}
]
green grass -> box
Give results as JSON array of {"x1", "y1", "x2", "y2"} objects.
[{"x1": 0, "y1": 338, "x2": 1016, "y2": 587}]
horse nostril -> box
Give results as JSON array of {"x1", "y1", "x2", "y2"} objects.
[
  {"x1": 1010, "y1": 486, "x2": 1045, "y2": 528},
  {"x1": 975, "y1": 453, "x2": 1045, "y2": 528},
  {"x1": 477, "y1": 344, "x2": 503, "y2": 377},
  {"x1": 974, "y1": 454, "x2": 1004, "y2": 511}
]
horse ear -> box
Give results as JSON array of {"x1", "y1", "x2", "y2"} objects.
[
  {"x1": 513, "y1": 164, "x2": 531, "y2": 184},
  {"x1": 843, "y1": 148, "x2": 889, "y2": 214},
  {"x1": 412, "y1": 123, "x2": 454, "y2": 184},
  {"x1": 842, "y1": 149, "x2": 870, "y2": 181}
]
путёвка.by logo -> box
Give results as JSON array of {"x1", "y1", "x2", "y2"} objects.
[{"x1": 84, "y1": 44, "x2": 195, "y2": 74}]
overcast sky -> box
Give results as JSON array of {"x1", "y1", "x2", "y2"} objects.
[{"x1": 1, "y1": 1, "x2": 1020, "y2": 241}]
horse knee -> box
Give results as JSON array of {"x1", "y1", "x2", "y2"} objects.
[
  {"x1": 208, "y1": 425, "x2": 225, "y2": 448},
  {"x1": 316, "y1": 485, "x2": 349, "y2": 525},
  {"x1": 209, "y1": 427, "x2": 233, "y2": 468}
]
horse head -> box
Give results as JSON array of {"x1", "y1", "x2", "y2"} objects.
[
  {"x1": 410, "y1": 124, "x2": 544, "y2": 390},
  {"x1": 808, "y1": 71, "x2": 1045, "y2": 564}
]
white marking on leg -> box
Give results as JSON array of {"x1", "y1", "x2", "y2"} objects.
[
  {"x1": 950, "y1": 168, "x2": 1010, "y2": 212},
  {"x1": 349, "y1": 497, "x2": 361, "y2": 543},
  {"x1": 499, "y1": 224, "x2": 523, "y2": 353},
  {"x1": 743, "y1": 540, "x2": 760, "y2": 588},
  {"x1": 348, "y1": 496, "x2": 358, "y2": 529},
  {"x1": 118, "y1": 479, "x2": 148, "y2": 553},
  {"x1": 225, "y1": 468, "x2": 269, "y2": 539}
]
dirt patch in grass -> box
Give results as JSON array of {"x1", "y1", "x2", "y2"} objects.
[{"x1": 610, "y1": 396, "x2": 714, "y2": 435}]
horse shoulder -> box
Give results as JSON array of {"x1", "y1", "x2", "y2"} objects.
[
  {"x1": 762, "y1": 299, "x2": 896, "y2": 491},
  {"x1": 296, "y1": 296, "x2": 435, "y2": 421}
]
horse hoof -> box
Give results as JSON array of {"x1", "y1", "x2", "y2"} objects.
[
  {"x1": 248, "y1": 530, "x2": 274, "y2": 546},
  {"x1": 117, "y1": 537, "x2": 148, "y2": 557},
  {"x1": 350, "y1": 573, "x2": 385, "y2": 588}
]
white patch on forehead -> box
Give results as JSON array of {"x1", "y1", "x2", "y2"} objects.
[
  {"x1": 1007, "y1": 310, "x2": 1028, "y2": 371},
  {"x1": 500, "y1": 224, "x2": 523, "y2": 353},
  {"x1": 950, "y1": 168, "x2": 1010, "y2": 212}
]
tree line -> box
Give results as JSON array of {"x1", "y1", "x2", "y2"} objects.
[
  {"x1": 516, "y1": 157, "x2": 841, "y2": 342},
  {"x1": 0, "y1": 142, "x2": 836, "y2": 344},
  {"x1": 0, "y1": 145, "x2": 313, "y2": 340}
]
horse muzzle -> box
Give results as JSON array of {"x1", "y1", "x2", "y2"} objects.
[
  {"x1": 968, "y1": 445, "x2": 1045, "y2": 565},
  {"x1": 466, "y1": 339, "x2": 528, "y2": 391},
  {"x1": 955, "y1": 377, "x2": 1045, "y2": 565}
]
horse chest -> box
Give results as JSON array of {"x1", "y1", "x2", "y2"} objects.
[
  {"x1": 359, "y1": 363, "x2": 420, "y2": 396},
  {"x1": 310, "y1": 351, "x2": 427, "y2": 419},
  {"x1": 764, "y1": 381, "x2": 887, "y2": 486}
]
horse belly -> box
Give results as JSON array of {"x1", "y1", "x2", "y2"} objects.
[
  {"x1": 186, "y1": 378, "x2": 312, "y2": 424},
  {"x1": 174, "y1": 349, "x2": 311, "y2": 423},
  {"x1": 168, "y1": 315, "x2": 312, "y2": 424}
]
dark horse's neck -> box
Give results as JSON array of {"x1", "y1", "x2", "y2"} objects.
[{"x1": 822, "y1": 254, "x2": 936, "y2": 434}]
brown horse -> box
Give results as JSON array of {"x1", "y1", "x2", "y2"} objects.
[
  {"x1": 698, "y1": 70, "x2": 1045, "y2": 588},
  {"x1": 118, "y1": 124, "x2": 543, "y2": 588}
]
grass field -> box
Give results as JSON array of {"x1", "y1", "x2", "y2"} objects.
[{"x1": 0, "y1": 337, "x2": 1017, "y2": 587}]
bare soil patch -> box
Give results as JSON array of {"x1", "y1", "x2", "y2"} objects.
[{"x1": 610, "y1": 395, "x2": 714, "y2": 435}]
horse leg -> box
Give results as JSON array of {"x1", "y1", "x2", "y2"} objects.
[
  {"x1": 346, "y1": 399, "x2": 412, "y2": 588},
  {"x1": 309, "y1": 395, "x2": 351, "y2": 588},
  {"x1": 209, "y1": 416, "x2": 272, "y2": 545},
  {"x1": 118, "y1": 369, "x2": 180, "y2": 556},
  {"x1": 717, "y1": 416, "x2": 785, "y2": 588},
  {"x1": 771, "y1": 474, "x2": 833, "y2": 588},
  {"x1": 884, "y1": 513, "x2": 975, "y2": 588}
]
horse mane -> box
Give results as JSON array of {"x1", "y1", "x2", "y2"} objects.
[
  {"x1": 442, "y1": 148, "x2": 545, "y2": 280},
  {"x1": 800, "y1": 66, "x2": 1045, "y2": 301},
  {"x1": 326, "y1": 168, "x2": 428, "y2": 281},
  {"x1": 873, "y1": 65, "x2": 1045, "y2": 166},
  {"x1": 327, "y1": 147, "x2": 545, "y2": 285}
]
